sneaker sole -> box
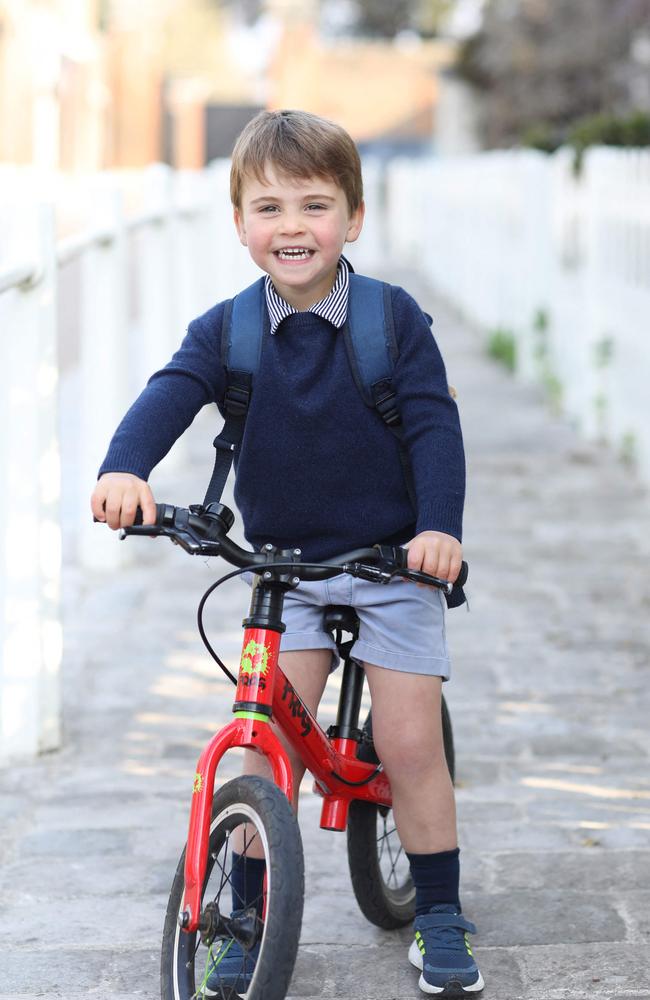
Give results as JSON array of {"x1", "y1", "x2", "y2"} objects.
[{"x1": 408, "y1": 940, "x2": 485, "y2": 996}]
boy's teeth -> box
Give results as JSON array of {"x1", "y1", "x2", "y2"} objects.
[{"x1": 277, "y1": 249, "x2": 312, "y2": 260}]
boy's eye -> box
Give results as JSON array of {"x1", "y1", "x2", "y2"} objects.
[
  {"x1": 258, "y1": 204, "x2": 279, "y2": 213},
  {"x1": 306, "y1": 203, "x2": 327, "y2": 211}
]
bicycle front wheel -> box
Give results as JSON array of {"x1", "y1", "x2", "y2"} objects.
[
  {"x1": 161, "y1": 775, "x2": 304, "y2": 1000},
  {"x1": 347, "y1": 697, "x2": 455, "y2": 929}
]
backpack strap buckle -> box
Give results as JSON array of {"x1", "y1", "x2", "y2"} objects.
[
  {"x1": 372, "y1": 378, "x2": 402, "y2": 428},
  {"x1": 223, "y1": 379, "x2": 251, "y2": 417},
  {"x1": 212, "y1": 436, "x2": 236, "y2": 453}
]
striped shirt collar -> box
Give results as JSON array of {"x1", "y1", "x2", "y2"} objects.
[{"x1": 264, "y1": 256, "x2": 350, "y2": 335}]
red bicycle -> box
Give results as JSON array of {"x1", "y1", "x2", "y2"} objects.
[{"x1": 120, "y1": 501, "x2": 459, "y2": 1000}]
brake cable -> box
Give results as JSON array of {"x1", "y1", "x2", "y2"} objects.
[{"x1": 197, "y1": 560, "x2": 359, "y2": 685}]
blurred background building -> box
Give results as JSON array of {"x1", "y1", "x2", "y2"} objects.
[
  {"x1": 2, "y1": 0, "x2": 650, "y2": 174},
  {"x1": 0, "y1": 0, "x2": 467, "y2": 174}
]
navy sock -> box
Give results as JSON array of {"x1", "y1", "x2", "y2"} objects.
[
  {"x1": 406, "y1": 847, "x2": 461, "y2": 916},
  {"x1": 230, "y1": 850, "x2": 267, "y2": 915}
]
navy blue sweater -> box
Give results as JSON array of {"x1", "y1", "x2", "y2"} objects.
[{"x1": 99, "y1": 281, "x2": 465, "y2": 560}]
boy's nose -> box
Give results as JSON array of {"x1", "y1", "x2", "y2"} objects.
[{"x1": 279, "y1": 212, "x2": 305, "y2": 235}]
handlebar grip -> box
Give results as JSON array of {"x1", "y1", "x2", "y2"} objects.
[
  {"x1": 155, "y1": 503, "x2": 176, "y2": 526},
  {"x1": 133, "y1": 503, "x2": 174, "y2": 527},
  {"x1": 380, "y1": 547, "x2": 468, "y2": 586},
  {"x1": 93, "y1": 505, "x2": 161, "y2": 526},
  {"x1": 93, "y1": 511, "x2": 143, "y2": 525}
]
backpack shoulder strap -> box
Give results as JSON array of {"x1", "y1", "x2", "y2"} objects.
[
  {"x1": 345, "y1": 274, "x2": 417, "y2": 508},
  {"x1": 344, "y1": 274, "x2": 398, "y2": 417},
  {"x1": 221, "y1": 277, "x2": 266, "y2": 373},
  {"x1": 344, "y1": 279, "x2": 465, "y2": 605},
  {"x1": 203, "y1": 278, "x2": 266, "y2": 507}
]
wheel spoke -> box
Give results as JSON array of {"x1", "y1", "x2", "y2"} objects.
[
  {"x1": 384, "y1": 829, "x2": 398, "y2": 886},
  {"x1": 387, "y1": 844, "x2": 405, "y2": 887},
  {"x1": 209, "y1": 859, "x2": 236, "y2": 908},
  {"x1": 375, "y1": 813, "x2": 407, "y2": 888}
]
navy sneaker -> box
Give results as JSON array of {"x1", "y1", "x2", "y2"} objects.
[
  {"x1": 203, "y1": 915, "x2": 261, "y2": 997},
  {"x1": 408, "y1": 904, "x2": 484, "y2": 996}
]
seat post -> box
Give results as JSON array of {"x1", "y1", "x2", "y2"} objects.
[
  {"x1": 319, "y1": 608, "x2": 366, "y2": 830},
  {"x1": 319, "y1": 649, "x2": 367, "y2": 830},
  {"x1": 333, "y1": 655, "x2": 365, "y2": 740},
  {"x1": 322, "y1": 605, "x2": 365, "y2": 743}
]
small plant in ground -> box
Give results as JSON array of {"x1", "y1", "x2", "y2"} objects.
[
  {"x1": 533, "y1": 308, "x2": 549, "y2": 333},
  {"x1": 542, "y1": 370, "x2": 563, "y2": 413},
  {"x1": 487, "y1": 328, "x2": 516, "y2": 372},
  {"x1": 593, "y1": 392, "x2": 608, "y2": 438},
  {"x1": 620, "y1": 431, "x2": 637, "y2": 466},
  {"x1": 533, "y1": 308, "x2": 550, "y2": 364},
  {"x1": 530, "y1": 307, "x2": 563, "y2": 413},
  {"x1": 593, "y1": 335, "x2": 614, "y2": 369}
]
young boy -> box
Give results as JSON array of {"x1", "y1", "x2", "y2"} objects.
[{"x1": 91, "y1": 109, "x2": 483, "y2": 997}]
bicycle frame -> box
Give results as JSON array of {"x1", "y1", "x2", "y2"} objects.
[{"x1": 179, "y1": 578, "x2": 391, "y2": 934}]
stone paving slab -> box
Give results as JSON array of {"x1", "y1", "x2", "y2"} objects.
[{"x1": 1, "y1": 269, "x2": 650, "y2": 998}]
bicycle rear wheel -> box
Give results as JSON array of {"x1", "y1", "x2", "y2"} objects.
[
  {"x1": 346, "y1": 696, "x2": 455, "y2": 929},
  {"x1": 161, "y1": 775, "x2": 304, "y2": 1000}
]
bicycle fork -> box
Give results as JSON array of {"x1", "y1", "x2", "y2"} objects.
[
  {"x1": 179, "y1": 579, "x2": 294, "y2": 932},
  {"x1": 178, "y1": 577, "x2": 390, "y2": 934}
]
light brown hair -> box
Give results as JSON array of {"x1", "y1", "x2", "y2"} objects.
[{"x1": 230, "y1": 109, "x2": 363, "y2": 214}]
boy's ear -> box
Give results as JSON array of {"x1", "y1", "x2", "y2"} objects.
[
  {"x1": 345, "y1": 200, "x2": 365, "y2": 244},
  {"x1": 233, "y1": 207, "x2": 248, "y2": 246}
]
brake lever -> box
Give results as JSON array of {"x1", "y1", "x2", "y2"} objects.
[
  {"x1": 119, "y1": 524, "x2": 220, "y2": 556},
  {"x1": 119, "y1": 524, "x2": 159, "y2": 539}
]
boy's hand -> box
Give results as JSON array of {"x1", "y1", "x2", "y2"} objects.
[
  {"x1": 91, "y1": 473, "x2": 156, "y2": 530},
  {"x1": 404, "y1": 530, "x2": 462, "y2": 585}
]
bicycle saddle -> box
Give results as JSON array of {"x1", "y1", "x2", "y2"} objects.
[{"x1": 323, "y1": 605, "x2": 360, "y2": 638}]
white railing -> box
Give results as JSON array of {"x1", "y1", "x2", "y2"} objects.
[
  {"x1": 0, "y1": 161, "x2": 257, "y2": 764},
  {"x1": 0, "y1": 157, "x2": 385, "y2": 764},
  {"x1": 0, "y1": 198, "x2": 61, "y2": 762},
  {"x1": 386, "y1": 146, "x2": 650, "y2": 480}
]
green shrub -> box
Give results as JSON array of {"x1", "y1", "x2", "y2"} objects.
[
  {"x1": 568, "y1": 109, "x2": 650, "y2": 173},
  {"x1": 521, "y1": 123, "x2": 562, "y2": 154},
  {"x1": 519, "y1": 109, "x2": 650, "y2": 173}
]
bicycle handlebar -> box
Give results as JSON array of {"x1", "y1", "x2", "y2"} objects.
[{"x1": 114, "y1": 502, "x2": 467, "y2": 594}]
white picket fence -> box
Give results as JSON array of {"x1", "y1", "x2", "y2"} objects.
[{"x1": 386, "y1": 146, "x2": 650, "y2": 477}]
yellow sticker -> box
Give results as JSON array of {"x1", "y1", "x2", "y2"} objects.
[{"x1": 240, "y1": 639, "x2": 271, "y2": 676}]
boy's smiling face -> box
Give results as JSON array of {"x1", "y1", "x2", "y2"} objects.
[{"x1": 233, "y1": 165, "x2": 364, "y2": 311}]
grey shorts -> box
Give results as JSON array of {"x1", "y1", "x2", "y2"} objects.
[{"x1": 247, "y1": 573, "x2": 450, "y2": 678}]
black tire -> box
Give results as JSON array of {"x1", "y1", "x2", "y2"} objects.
[
  {"x1": 346, "y1": 695, "x2": 455, "y2": 929},
  {"x1": 161, "y1": 775, "x2": 304, "y2": 1000},
  {"x1": 441, "y1": 694, "x2": 455, "y2": 784}
]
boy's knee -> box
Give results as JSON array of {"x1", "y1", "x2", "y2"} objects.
[{"x1": 373, "y1": 728, "x2": 446, "y2": 779}]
